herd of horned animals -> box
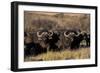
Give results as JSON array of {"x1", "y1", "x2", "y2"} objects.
[{"x1": 24, "y1": 29, "x2": 90, "y2": 56}]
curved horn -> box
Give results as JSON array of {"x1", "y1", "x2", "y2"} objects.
[
  {"x1": 64, "y1": 31, "x2": 68, "y2": 37},
  {"x1": 49, "y1": 30, "x2": 53, "y2": 36},
  {"x1": 37, "y1": 31, "x2": 44, "y2": 37}
]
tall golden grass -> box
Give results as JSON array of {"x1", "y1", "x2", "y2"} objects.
[{"x1": 24, "y1": 48, "x2": 90, "y2": 62}]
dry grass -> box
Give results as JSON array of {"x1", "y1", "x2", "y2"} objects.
[
  {"x1": 24, "y1": 48, "x2": 90, "y2": 62},
  {"x1": 24, "y1": 11, "x2": 90, "y2": 32}
]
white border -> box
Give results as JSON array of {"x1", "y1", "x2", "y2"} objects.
[{"x1": 18, "y1": 5, "x2": 95, "y2": 68}]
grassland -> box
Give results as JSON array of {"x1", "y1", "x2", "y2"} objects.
[
  {"x1": 24, "y1": 11, "x2": 90, "y2": 62},
  {"x1": 24, "y1": 11, "x2": 90, "y2": 32},
  {"x1": 24, "y1": 48, "x2": 90, "y2": 62}
]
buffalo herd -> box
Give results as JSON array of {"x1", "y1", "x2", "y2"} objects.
[{"x1": 24, "y1": 29, "x2": 90, "y2": 57}]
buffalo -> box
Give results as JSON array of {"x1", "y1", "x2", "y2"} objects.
[
  {"x1": 70, "y1": 32, "x2": 84, "y2": 49},
  {"x1": 64, "y1": 30, "x2": 87, "y2": 50},
  {"x1": 83, "y1": 32, "x2": 90, "y2": 47},
  {"x1": 24, "y1": 29, "x2": 90, "y2": 56},
  {"x1": 46, "y1": 30, "x2": 60, "y2": 51},
  {"x1": 37, "y1": 30, "x2": 60, "y2": 51},
  {"x1": 24, "y1": 32, "x2": 47, "y2": 57}
]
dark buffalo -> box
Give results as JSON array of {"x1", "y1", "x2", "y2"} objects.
[
  {"x1": 24, "y1": 32, "x2": 47, "y2": 57},
  {"x1": 36, "y1": 30, "x2": 50, "y2": 50},
  {"x1": 84, "y1": 32, "x2": 90, "y2": 47},
  {"x1": 45, "y1": 30, "x2": 60, "y2": 51},
  {"x1": 64, "y1": 29, "x2": 85, "y2": 50},
  {"x1": 70, "y1": 32, "x2": 84, "y2": 49},
  {"x1": 36, "y1": 30, "x2": 60, "y2": 51}
]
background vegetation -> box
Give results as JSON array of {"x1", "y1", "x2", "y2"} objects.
[{"x1": 24, "y1": 11, "x2": 90, "y2": 61}]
